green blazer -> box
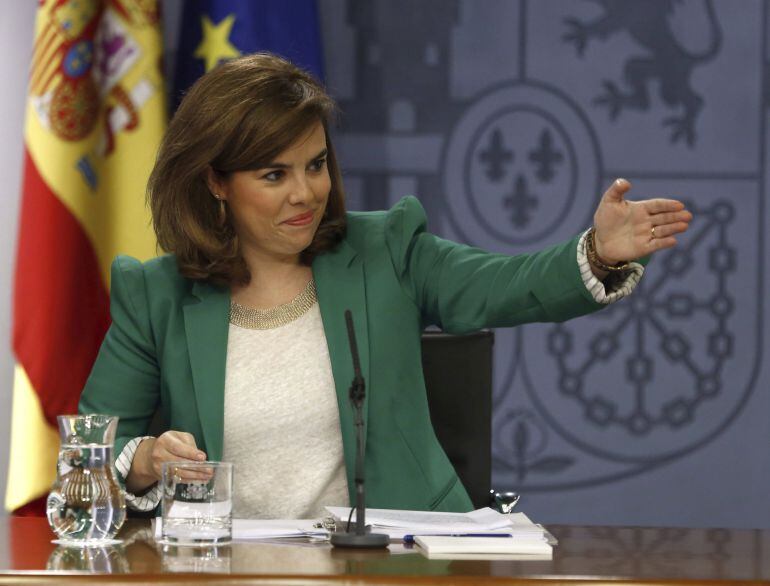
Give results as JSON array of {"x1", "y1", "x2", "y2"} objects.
[{"x1": 79, "y1": 196, "x2": 604, "y2": 513}]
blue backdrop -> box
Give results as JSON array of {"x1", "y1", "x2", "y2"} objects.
[{"x1": 316, "y1": 0, "x2": 770, "y2": 530}]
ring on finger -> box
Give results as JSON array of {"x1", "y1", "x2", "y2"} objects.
[{"x1": 650, "y1": 226, "x2": 657, "y2": 238}]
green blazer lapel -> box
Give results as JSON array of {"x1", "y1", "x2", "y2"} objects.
[
  {"x1": 183, "y1": 280, "x2": 230, "y2": 461},
  {"x1": 313, "y1": 241, "x2": 370, "y2": 496}
]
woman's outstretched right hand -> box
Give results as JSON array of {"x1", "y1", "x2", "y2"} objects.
[{"x1": 126, "y1": 431, "x2": 207, "y2": 493}]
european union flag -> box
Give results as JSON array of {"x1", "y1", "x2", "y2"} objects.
[{"x1": 172, "y1": 0, "x2": 324, "y2": 109}]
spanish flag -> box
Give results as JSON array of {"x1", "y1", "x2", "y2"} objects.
[{"x1": 6, "y1": 0, "x2": 165, "y2": 515}]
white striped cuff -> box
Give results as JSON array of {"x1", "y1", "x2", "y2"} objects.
[
  {"x1": 577, "y1": 229, "x2": 644, "y2": 305},
  {"x1": 115, "y1": 436, "x2": 162, "y2": 512}
]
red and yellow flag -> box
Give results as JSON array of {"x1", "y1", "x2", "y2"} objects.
[{"x1": 6, "y1": 0, "x2": 165, "y2": 515}]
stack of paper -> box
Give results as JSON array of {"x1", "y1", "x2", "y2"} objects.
[{"x1": 323, "y1": 506, "x2": 554, "y2": 544}]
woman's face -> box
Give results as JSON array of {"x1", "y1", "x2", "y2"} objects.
[{"x1": 210, "y1": 121, "x2": 331, "y2": 264}]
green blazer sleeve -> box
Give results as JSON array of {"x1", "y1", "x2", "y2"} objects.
[
  {"x1": 384, "y1": 196, "x2": 602, "y2": 333},
  {"x1": 78, "y1": 256, "x2": 160, "y2": 480}
]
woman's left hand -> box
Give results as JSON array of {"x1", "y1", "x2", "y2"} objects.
[{"x1": 593, "y1": 178, "x2": 693, "y2": 265}]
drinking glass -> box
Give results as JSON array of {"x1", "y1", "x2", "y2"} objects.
[
  {"x1": 161, "y1": 462, "x2": 233, "y2": 545},
  {"x1": 46, "y1": 414, "x2": 126, "y2": 545}
]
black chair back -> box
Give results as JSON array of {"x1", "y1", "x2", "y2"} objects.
[{"x1": 420, "y1": 330, "x2": 494, "y2": 509}]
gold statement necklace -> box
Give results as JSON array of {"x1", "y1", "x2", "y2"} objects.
[{"x1": 229, "y1": 279, "x2": 317, "y2": 330}]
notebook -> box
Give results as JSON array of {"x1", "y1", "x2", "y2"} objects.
[{"x1": 413, "y1": 535, "x2": 553, "y2": 556}]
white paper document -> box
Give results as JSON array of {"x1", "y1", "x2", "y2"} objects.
[
  {"x1": 323, "y1": 506, "x2": 553, "y2": 542},
  {"x1": 153, "y1": 518, "x2": 328, "y2": 541}
]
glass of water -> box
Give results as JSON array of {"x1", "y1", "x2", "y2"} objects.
[{"x1": 161, "y1": 462, "x2": 233, "y2": 546}]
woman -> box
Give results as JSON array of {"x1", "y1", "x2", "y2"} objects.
[{"x1": 79, "y1": 53, "x2": 692, "y2": 518}]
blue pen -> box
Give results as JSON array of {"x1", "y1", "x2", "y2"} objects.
[{"x1": 402, "y1": 533, "x2": 513, "y2": 544}]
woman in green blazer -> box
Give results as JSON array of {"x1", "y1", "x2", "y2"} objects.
[{"x1": 79, "y1": 54, "x2": 692, "y2": 515}]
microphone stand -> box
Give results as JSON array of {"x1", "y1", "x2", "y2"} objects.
[{"x1": 330, "y1": 310, "x2": 389, "y2": 549}]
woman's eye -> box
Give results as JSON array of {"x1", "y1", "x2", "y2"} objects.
[
  {"x1": 309, "y1": 158, "x2": 327, "y2": 172},
  {"x1": 262, "y1": 170, "x2": 283, "y2": 182}
]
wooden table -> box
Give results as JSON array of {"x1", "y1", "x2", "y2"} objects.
[{"x1": 2, "y1": 517, "x2": 769, "y2": 585}]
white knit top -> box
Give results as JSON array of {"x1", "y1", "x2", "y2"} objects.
[
  {"x1": 117, "y1": 300, "x2": 350, "y2": 517},
  {"x1": 222, "y1": 302, "x2": 350, "y2": 518}
]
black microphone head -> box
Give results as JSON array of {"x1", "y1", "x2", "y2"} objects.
[
  {"x1": 351, "y1": 379, "x2": 365, "y2": 403},
  {"x1": 344, "y1": 309, "x2": 366, "y2": 405},
  {"x1": 344, "y1": 309, "x2": 362, "y2": 376}
]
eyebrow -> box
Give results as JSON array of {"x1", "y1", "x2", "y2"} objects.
[{"x1": 262, "y1": 148, "x2": 328, "y2": 170}]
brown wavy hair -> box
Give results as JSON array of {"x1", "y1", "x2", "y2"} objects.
[{"x1": 148, "y1": 53, "x2": 346, "y2": 287}]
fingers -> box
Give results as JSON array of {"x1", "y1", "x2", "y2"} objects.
[
  {"x1": 648, "y1": 235, "x2": 678, "y2": 253},
  {"x1": 649, "y1": 210, "x2": 692, "y2": 229},
  {"x1": 651, "y1": 221, "x2": 690, "y2": 239},
  {"x1": 169, "y1": 463, "x2": 215, "y2": 483},
  {"x1": 602, "y1": 178, "x2": 632, "y2": 203},
  {"x1": 645, "y1": 198, "x2": 686, "y2": 214},
  {"x1": 164, "y1": 431, "x2": 206, "y2": 461},
  {"x1": 151, "y1": 430, "x2": 208, "y2": 481},
  {"x1": 648, "y1": 205, "x2": 692, "y2": 242},
  {"x1": 647, "y1": 214, "x2": 690, "y2": 254}
]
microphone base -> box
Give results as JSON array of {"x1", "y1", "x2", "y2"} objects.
[{"x1": 330, "y1": 531, "x2": 390, "y2": 548}]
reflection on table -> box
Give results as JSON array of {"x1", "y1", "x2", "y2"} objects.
[{"x1": 2, "y1": 517, "x2": 770, "y2": 584}]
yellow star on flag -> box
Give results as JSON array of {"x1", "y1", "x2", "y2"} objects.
[{"x1": 194, "y1": 14, "x2": 242, "y2": 72}]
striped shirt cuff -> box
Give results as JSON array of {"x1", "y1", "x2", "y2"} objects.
[
  {"x1": 577, "y1": 229, "x2": 644, "y2": 304},
  {"x1": 115, "y1": 436, "x2": 162, "y2": 512}
]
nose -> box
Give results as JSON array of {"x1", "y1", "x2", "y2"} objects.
[{"x1": 288, "y1": 173, "x2": 313, "y2": 205}]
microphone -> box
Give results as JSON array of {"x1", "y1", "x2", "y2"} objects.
[
  {"x1": 330, "y1": 310, "x2": 389, "y2": 549},
  {"x1": 345, "y1": 310, "x2": 366, "y2": 406}
]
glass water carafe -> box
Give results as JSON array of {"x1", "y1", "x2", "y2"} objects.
[{"x1": 46, "y1": 414, "x2": 126, "y2": 544}]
